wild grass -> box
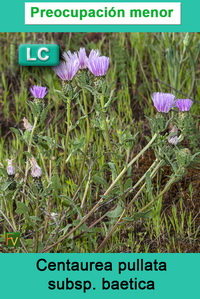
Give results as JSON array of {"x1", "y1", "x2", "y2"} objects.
[{"x1": 0, "y1": 32, "x2": 199, "y2": 253}]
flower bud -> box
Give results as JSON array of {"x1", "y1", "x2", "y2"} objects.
[
  {"x1": 168, "y1": 126, "x2": 179, "y2": 145},
  {"x1": 154, "y1": 113, "x2": 166, "y2": 131},
  {"x1": 168, "y1": 135, "x2": 179, "y2": 145},
  {"x1": 6, "y1": 159, "x2": 15, "y2": 176},
  {"x1": 30, "y1": 157, "x2": 42, "y2": 178},
  {"x1": 176, "y1": 148, "x2": 191, "y2": 167},
  {"x1": 34, "y1": 177, "x2": 43, "y2": 192},
  {"x1": 30, "y1": 85, "x2": 48, "y2": 99},
  {"x1": 51, "y1": 212, "x2": 58, "y2": 221}
]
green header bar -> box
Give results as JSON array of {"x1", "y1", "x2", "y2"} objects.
[{"x1": 0, "y1": 0, "x2": 200, "y2": 32}]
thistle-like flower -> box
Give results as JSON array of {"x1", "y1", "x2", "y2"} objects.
[
  {"x1": 30, "y1": 157, "x2": 42, "y2": 178},
  {"x1": 53, "y1": 59, "x2": 80, "y2": 81},
  {"x1": 62, "y1": 50, "x2": 78, "y2": 63},
  {"x1": 175, "y1": 99, "x2": 193, "y2": 112},
  {"x1": 6, "y1": 159, "x2": 15, "y2": 176},
  {"x1": 88, "y1": 49, "x2": 101, "y2": 59},
  {"x1": 30, "y1": 85, "x2": 48, "y2": 99},
  {"x1": 152, "y1": 92, "x2": 175, "y2": 113},
  {"x1": 86, "y1": 55, "x2": 110, "y2": 77},
  {"x1": 22, "y1": 117, "x2": 33, "y2": 132},
  {"x1": 78, "y1": 48, "x2": 87, "y2": 69}
]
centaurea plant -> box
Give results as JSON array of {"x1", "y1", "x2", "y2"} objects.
[
  {"x1": 2, "y1": 45, "x2": 199, "y2": 254},
  {"x1": 42, "y1": 88, "x2": 197, "y2": 253}
]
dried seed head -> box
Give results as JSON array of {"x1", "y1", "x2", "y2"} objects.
[
  {"x1": 168, "y1": 135, "x2": 179, "y2": 145},
  {"x1": 168, "y1": 125, "x2": 179, "y2": 145},
  {"x1": 29, "y1": 157, "x2": 42, "y2": 178},
  {"x1": 22, "y1": 117, "x2": 33, "y2": 132},
  {"x1": 170, "y1": 125, "x2": 178, "y2": 133}
]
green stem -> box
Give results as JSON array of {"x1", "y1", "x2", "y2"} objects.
[
  {"x1": 9, "y1": 201, "x2": 17, "y2": 231},
  {"x1": 61, "y1": 97, "x2": 71, "y2": 177},
  {"x1": 102, "y1": 133, "x2": 158, "y2": 197},
  {"x1": 139, "y1": 169, "x2": 182, "y2": 213},
  {"x1": 78, "y1": 89, "x2": 91, "y2": 185},
  {"x1": 42, "y1": 196, "x2": 51, "y2": 242},
  {"x1": 74, "y1": 159, "x2": 163, "y2": 240},
  {"x1": 94, "y1": 159, "x2": 164, "y2": 253},
  {"x1": 37, "y1": 146, "x2": 49, "y2": 181},
  {"x1": 125, "y1": 159, "x2": 159, "y2": 196},
  {"x1": 34, "y1": 196, "x2": 39, "y2": 253},
  {"x1": 100, "y1": 95, "x2": 124, "y2": 196},
  {"x1": 23, "y1": 116, "x2": 38, "y2": 193},
  {"x1": 95, "y1": 162, "x2": 180, "y2": 253},
  {"x1": 41, "y1": 133, "x2": 158, "y2": 253}
]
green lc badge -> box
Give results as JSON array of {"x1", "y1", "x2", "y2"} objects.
[{"x1": 18, "y1": 44, "x2": 60, "y2": 66}]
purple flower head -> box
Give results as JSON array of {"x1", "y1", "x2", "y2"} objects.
[
  {"x1": 78, "y1": 48, "x2": 87, "y2": 69},
  {"x1": 152, "y1": 92, "x2": 175, "y2": 113},
  {"x1": 30, "y1": 85, "x2": 48, "y2": 99},
  {"x1": 86, "y1": 56, "x2": 110, "y2": 77},
  {"x1": 175, "y1": 99, "x2": 193, "y2": 112},
  {"x1": 63, "y1": 48, "x2": 88, "y2": 69},
  {"x1": 89, "y1": 49, "x2": 101, "y2": 59},
  {"x1": 62, "y1": 50, "x2": 78, "y2": 64},
  {"x1": 53, "y1": 60, "x2": 80, "y2": 81}
]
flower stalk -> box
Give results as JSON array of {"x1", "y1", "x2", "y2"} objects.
[
  {"x1": 61, "y1": 96, "x2": 71, "y2": 177},
  {"x1": 78, "y1": 89, "x2": 91, "y2": 185},
  {"x1": 23, "y1": 116, "x2": 38, "y2": 193},
  {"x1": 41, "y1": 132, "x2": 158, "y2": 252},
  {"x1": 94, "y1": 160, "x2": 179, "y2": 253}
]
